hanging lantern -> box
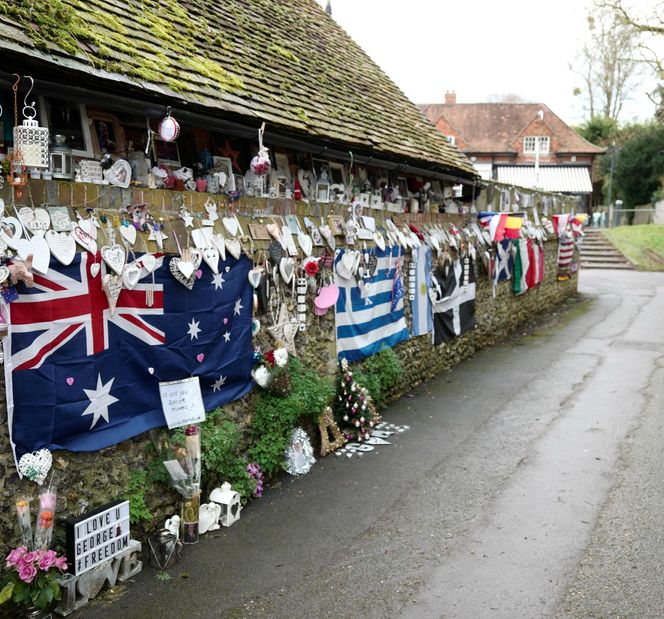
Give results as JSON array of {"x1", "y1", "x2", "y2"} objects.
[
  {"x1": 49, "y1": 135, "x2": 73, "y2": 180},
  {"x1": 158, "y1": 107, "x2": 180, "y2": 142},
  {"x1": 13, "y1": 77, "x2": 49, "y2": 169},
  {"x1": 250, "y1": 122, "x2": 271, "y2": 176}
]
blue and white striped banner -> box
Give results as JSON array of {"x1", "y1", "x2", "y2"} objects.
[
  {"x1": 334, "y1": 246, "x2": 409, "y2": 362},
  {"x1": 411, "y1": 246, "x2": 433, "y2": 337}
]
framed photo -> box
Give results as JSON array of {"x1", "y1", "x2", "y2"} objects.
[
  {"x1": 274, "y1": 152, "x2": 291, "y2": 182},
  {"x1": 328, "y1": 161, "x2": 346, "y2": 186},
  {"x1": 312, "y1": 158, "x2": 331, "y2": 182},
  {"x1": 39, "y1": 96, "x2": 93, "y2": 157},
  {"x1": 87, "y1": 110, "x2": 125, "y2": 156},
  {"x1": 396, "y1": 176, "x2": 409, "y2": 199},
  {"x1": 328, "y1": 215, "x2": 344, "y2": 236},
  {"x1": 153, "y1": 138, "x2": 180, "y2": 167},
  {"x1": 212, "y1": 156, "x2": 235, "y2": 191},
  {"x1": 370, "y1": 194, "x2": 383, "y2": 210}
]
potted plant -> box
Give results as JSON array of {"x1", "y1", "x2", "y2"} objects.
[{"x1": 0, "y1": 547, "x2": 68, "y2": 617}]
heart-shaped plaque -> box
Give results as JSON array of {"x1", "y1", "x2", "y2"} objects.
[
  {"x1": 210, "y1": 233, "x2": 226, "y2": 261},
  {"x1": 120, "y1": 223, "x2": 137, "y2": 246},
  {"x1": 202, "y1": 246, "x2": 220, "y2": 274},
  {"x1": 251, "y1": 365, "x2": 272, "y2": 388},
  {"x1": 177, "y1": 259, "x2": 195, "y2": 279},
  {"x1": 101, "y1": 244, "x2": 126, "y2": 276},
  {"x1": 0, "y1": 217, "x2": 24, "y2": 250},
  {"x1": 72, "y1": 224, "x2": 98, "y2": 255},
  {"x1": 0, "y1": 265, "x2": 9, "y2": 284},
  {"x1": 141, "y1": 253, "x2": 157, "y2": 273},
  {"x1": 186, "y1": 248, "x2": 202, "y2": 270},
  {"x1": 298, "y1": 232, "x2": 313, "y2": 257},
  {"x1": 78, "y1": 218, "x2": 98, "y2": 240},
  {"x1": 122, "y1": 261, "x2": 142, "y2": 290},
  {"x1": 45, "y1": 230, "x2": 76, "y2": 266},
  {"x1": 18, "y1": 449, "x2": 52, "y2": 485},
  {"x1": 191, "y1": 227, "x2": 208, "y2": 249},
  {"x1": 102, "y1": 273, "x2": 123, "y2": 314},
  {"x1": 104, "y1": 159, "x2": 132, "y2": 188},
  {"x1": 18, "y1": 207, "x2": 50, "y2": 237},
  {"x1": 170, "y1": 257, "x2": 195, "y2": 289},
  {"x1": 90, "y1": 262, "x2": 101, "y2": 278},
  {"x1": 222, "y1": 216, "x2": 239, "y2": 237},
  {"x1": 373, "y1": 232, "x2": 386, "y2": 251},
  {"x1": 28, "y1": 235, "x2": 51, "y2": 275},
  {"x1": 247, "y1": 268, "x2": 262, "y2": 288},
  {"x1": 225, "y1": 238, "x2": 242, "y2": 260},
  {"x1": 279, "y1": 257, "x2": 295, "y2": 284}
]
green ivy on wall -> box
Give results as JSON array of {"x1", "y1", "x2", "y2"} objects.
[{"x1": 122, "y1": 470, "x2": 153, "y2": 526}]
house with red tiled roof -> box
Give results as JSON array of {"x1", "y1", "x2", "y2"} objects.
[{"x1": 419, "y1": 92, "x2": 605, "y2": 209}]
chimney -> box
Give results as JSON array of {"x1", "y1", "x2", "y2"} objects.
[{"x1": 445, "y1": 90, "x2": 456, "y2": 105}]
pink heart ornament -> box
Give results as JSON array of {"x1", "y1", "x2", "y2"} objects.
[
  {"x1": 196, "y1": 353, "x2": 205, "y2": 363},
  {"x1": 195, "y1": 270, "x2": 203, "y2": 279},
  {"x1": 66, "y1": 377, "x2": 75, "y2": 386}
]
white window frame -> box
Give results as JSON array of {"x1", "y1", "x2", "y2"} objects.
[
  {"x1": 523, "y1": 136, "x2": 550, "y2": 154},
  {"x1": 445, "y1": 135, "x2": 456, "y2": 146}
]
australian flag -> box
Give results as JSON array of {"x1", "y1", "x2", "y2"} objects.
[{"x1": 4, "y1": 252, "x2": 254, "y2": 462}]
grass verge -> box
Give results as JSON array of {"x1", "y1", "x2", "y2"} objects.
[{"x1": 603, "y1": 225, "x2": 664, "y2": 271}]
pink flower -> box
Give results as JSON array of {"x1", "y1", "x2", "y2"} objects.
[
  {"x1": 54, "y1": 556, "x2": 68, "y2": 571},
  {"x1": 38, "y1": 550, "x2": 57, "y2": 571},
  {"x1": 22, "y1": 551, "x2": 36, "y2": 564},
  {"x1": 18, "y1": 563, "x2": 37, "y2": 584},
  {"x1": 5, "y1": 546, "x2": 27, "y2": 568}
]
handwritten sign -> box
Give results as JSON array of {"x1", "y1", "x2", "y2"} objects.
[
  {"x1": 65, "y1": 500, "x2": 131, "y2": 575},
  {"x1": 159, "y1": 376, "x2": 206, "y2": 429}
]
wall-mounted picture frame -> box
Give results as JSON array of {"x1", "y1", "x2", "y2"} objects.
[
  {"x1": 328, "y1": 161, "x2": 346, "y2": 186},
  {"x1": 370, "y1": 194, "x2": 383, "y2": 210},
  {"x1": 39, "y1": 96, "x2": 94, "y2": 158},
  {"x1": 396, "y1": 176, "x2": 409, "y2": 199},
  {"x1": 274, "y1": 152, "x2": 291, "y2": 182},
  {"x1": 212, "y1": 156, "x2": 235, "y2": 191},
  {"x1": 87, "y1": 110, "x2": 126, "y2": 156},
  {"x1": 328, "y1": 214, "x2": 344, "y2": 236},
  {"x1": 153, "y1": 138, "x2": 181, "y2": 167}
]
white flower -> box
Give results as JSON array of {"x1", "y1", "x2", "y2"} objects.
[{"x1": 274, "y1": 347, "x2": 289, "y2": 367}]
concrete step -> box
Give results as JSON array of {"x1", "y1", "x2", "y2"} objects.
[
  {"x1": 580, "y1": 255, "x2": 632, "y2": 263},
  {"x1": 580, "y1": 263, "x2": 635, "y2": 270},
  {"x1": 580, "y1": 251, "x2": 628, "y2": 259}
]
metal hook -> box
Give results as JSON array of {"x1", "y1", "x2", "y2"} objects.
[
  {"x1": 11, "y1": 74, "x2": 20, "y2": 91},
  {"x1": 22, "y1": 76, "x2": 34, "y2": 110}
]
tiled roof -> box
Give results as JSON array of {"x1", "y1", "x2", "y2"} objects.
[
  {"x1": 0, "y1": 1, "x2": 475, "y2": 176},
  {"x1": 419, "y1": 103, "x2": 604, "y2": 155},
  {"x1": 496, "y1": 166, "x2": 594, "y2": 193}
]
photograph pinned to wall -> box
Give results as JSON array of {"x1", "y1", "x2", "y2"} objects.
[
  {"x1": 328, "y1": 214, "x2": 344, "y2": 236},
  {"x1": 274, "y1": 152, "x2": 292, "y2": 182},
  {"x1": 328, "y1": 161, "x2": 346, "y2": 186},
  {"x1": 396, "y1": 176, "x2": 409, "y2": 199},
  {"x1": 212, "y1": 156, "x2": 236, "y2": 192},
  {"x1": 39, "y1": 96, "x2": 93, "y2": 157}
]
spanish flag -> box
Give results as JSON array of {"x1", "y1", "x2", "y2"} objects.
[{"x1": 503, "y1": 213, "x2": 524, "y2": 239}]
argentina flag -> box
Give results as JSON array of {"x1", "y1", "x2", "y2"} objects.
[{"x1": 334, "y1": 246, "x2": 409, "y2": 362}]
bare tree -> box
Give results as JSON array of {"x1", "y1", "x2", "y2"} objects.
[{"x1": 571, "y1": 6, "x2": 644, "y2": 120}]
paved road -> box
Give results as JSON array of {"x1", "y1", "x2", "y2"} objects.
[{"x1": 93, "y1": 269, "x2": 664, "y2": 619}]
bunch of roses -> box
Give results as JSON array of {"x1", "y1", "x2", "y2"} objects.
[{"x1": 5, "y1": 547, "x2": 67, "y2": 584}]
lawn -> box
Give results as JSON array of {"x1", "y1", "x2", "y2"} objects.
[{"x1": 604, "y1": 225, "x2": 664, "y2": 271}]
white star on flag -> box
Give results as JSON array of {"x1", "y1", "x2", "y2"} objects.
[
  {"x1": 223, "y1": 331, "x2": 231, "y2": 342},
  {"x1": 233, "y1": 297, "x2": 244, "y2": 315},
  {"x1": 211, "y1": 273, "x2": 225, "y2": 290},
  {"x1": 212, "y1": 374, "x2": 227, "y2": 392},
  {"x1": 81, "y1": 374, "x2": 118, "y2": 429},
  {"x1": 187, "y1": 318, "x2": 201, "y2": 340}
]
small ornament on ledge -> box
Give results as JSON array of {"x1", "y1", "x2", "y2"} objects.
[{"x1": 250, "y1": 122, "x2": 271, "y2": 176}]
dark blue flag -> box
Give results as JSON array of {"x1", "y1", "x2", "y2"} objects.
[{"x1": 4, "y1": 252, "x2": 254, "y2": 462}]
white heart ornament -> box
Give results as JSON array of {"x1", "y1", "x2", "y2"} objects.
[
  {"x1": 169, "y1": 257, "x2": 195, "y2": 289},
  {"x1": 101, "y1": 244, "x2": 126, "y2": 275},
  {"x1": 78, "y1": 218, "x2": 98, "y2": 240},
  {"x1": 90, "y1": 262, "x2": 101, "y2": 278},
  {"x1": 199, "y1": 503, "x2": 221, "y2": 534},
  {"x1": 191, "y1": 227, "x2": 208, "y2": 249},
  {"x1": 248, "y1": 268, "x2": 262, "y2": 288},
  {"x1": 18, "y1": 207, "x2": 50, "y2": 237},
  {"x1": 72, "y1": 224, "x2": 98, "y2": 255},
  {"x1": 18, "y1": 449, "x2": 53, "y2": 485},
  {"x1": 104, "y1": 159, "x2": 132, "y2": 188},
  {"x1": 102, "y1": 273, "x2": 123, "y2": 314},
  {"x1": 0, "y1": 265, "x2": 9, "y2": 284},
  {"x1": 225, "y1": 238, "x2": 242, "y2": 259},
  {"x1": 279, "y1": 257, "x2": 295, "y2": 284},
  {"x1": 373, "y1": 232, "x2": 386, "y2": 251},
  {"x1": 177, "y1": 259, "x2": 195, "y2": 279},
  {"x1": 45, "y1": 230, "x2": 76, "y2": 266},
  {"x1": 251, "y1": 365, "x2": 271, "y2": 388},
  {"x1": 222, "y1": 216, "x2": 239, "y2": 237},
  {"x1": 122, "y1": 261, "x2": 142, "y2": 290},
  {"x1": 202, "y1": 246, "x2": 220, "y2": 274},
  {"x1": 211, "y1": 233, "x2": 226, "y2": 261},
  {"x1": 120, "y1": 224, "x2": 137, "y2": 246},
  {"x1": 298, "y1": 232, "x2": 313, "y2": 257},
  {"x1": 0, "y1": 217, "x2": 24, "y2": 249},
  {"x1": 28, "y1": 236, "x2": 51, "y2": 275},
  {"x1": 141, "y1": 253, "x2": 157, "y2": 273}
]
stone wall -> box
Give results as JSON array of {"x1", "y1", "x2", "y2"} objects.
[{"x1": 0, "y1": 185, "x2": 577, "y2": 556}]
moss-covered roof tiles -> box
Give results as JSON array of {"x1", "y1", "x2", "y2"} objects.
[{"x1": 0, "y1": 0, "x2": 475, "y2": 176}]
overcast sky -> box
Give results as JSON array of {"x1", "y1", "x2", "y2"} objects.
[{"x1": 316, "y1": 0, "x2": 659, "y2": 125}]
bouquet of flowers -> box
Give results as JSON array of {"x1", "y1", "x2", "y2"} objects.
[
  {"x1": 0, "y1": 547, "x2": 68, "y2": 612},
  {"x1": 251, "y1": 346, "x2": 290, "y2": 396}
]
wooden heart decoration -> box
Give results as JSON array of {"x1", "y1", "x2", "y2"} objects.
[
  {"x1": 248, "y1": 268, "x2": 262, "y2": 288},
  {"x1": 177, "y1": 259, "x2": 195, "y2": 279},
  {"x1": 210, "y1": 233, "x2": 226, "y2": 261},
  {"x1": 0, "y1": 265, "x2": 9, "y2": 284},
  {"x1": 169, "y1": 257, "x2": 195, "y2": 289},
  {"x1": 78, "y1": 218, "x2": 98, "y2": 240},
  {"x1": 202, "y1": 246, "x2": 220, "y2": 274},
  {"x1": 105, "y1": 159, "x2": 132, "y2": 188},
  {"x1": 223, "y1": 216, "x2": 239, "y2": 237},
  {"x1": 266, "y1": 223, "x2": 281, "y2": 240},
  {"x1": 18, "y1": 449, "x2": 52, "y2": 485},
  {"x1": 0, "y1": 217, "x2": 24, "y2": 250},
  {"x1": 279, "y1": 257, "x2": 295, "y2": 284},
  {"x1": 90, "y1": 262, "x2": 101, "y2": 278},
  {"x1": 46, "y1": 230, "x2": 76, "y2": 266},
  {"x1": 191, "y1": 228, "x2": 207, "y2": 249},
  {"x1": 120, "y1": 223, "x2": 137, "y2": 246},
  {"x1": 72, "y1": 224, "x2": 98, "y2": 255},
  {"x1": 141, "y1": 253, "x2": 157, "y2": 273},
  {"x1": 122, "y1": 261, "x2": 142, "y2": 290},
  {"x1": 225, "y1": 238, "x2": 242, "y2": 260},
  {"x1": 298, "y1": 232, "x2": 313, "y2": 257},
  {"x1": 101, "y1": 244, "x2": 126, "y2": 275},
  {"x1": 102, "y1": 273, "x2": 123, "y2": 314},
  {"x1": 18, "y1": 207, "x2": 50, "y2": 236},
  {"x1": 28, "y1": 236, "x2": 51, "y2": 275},
  {"x1": 373, "y1": 232, "x2": 386, "y2": 251},
  {"x1": 187, "y1": 248, "x2": 202, "y2": 270}
]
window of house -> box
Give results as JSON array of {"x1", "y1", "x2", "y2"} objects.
[
  {"x1": 523, "y1": 136, "x2": 550, "y2": 154},
  {"x1": 445, "y1": 135, "x2": 456, "y2": 145}
]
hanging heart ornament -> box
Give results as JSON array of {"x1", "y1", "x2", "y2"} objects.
[
  {"x1": 45, "y1": 230, "x2": 76, "y2": 266},
  {"x1": 222, "y1": 217, "x2": 239, "y2": 237},
  {"x1": 279, "y1": 257, "x2": 295, "y2": 284},
  {"x1": 18, "y1": 449, "x2": 53, "y2": 485},
  {"x1": 102, "y1": 273, "x2": 123, "y2": 314},
  {"x1": 122, "y1": 261, "x2": 142, "y2": 290},
  {"x1": 225, "y1": 238, "x2": 242, "y2": 260},
  {"x1": 72, "y1": 224, "x2": 98, "y2": 255},
  {"x1": 101, "y1": 244, "x2": 127, "y2": 276},
  {"x1": 202, "y1": 246, "x2": 220, "y2": 274},
  {"x1": 247, "y1": 268, "x2": 262, "y2": 289},
  {"x1": 120, "y1": 223, "x2": 137, "y2": 246},
  {"x1": 170, "y1": 257, "x2": 195, "y2": 290}
]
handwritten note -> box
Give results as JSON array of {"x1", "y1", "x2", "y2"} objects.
[{"x1": 159, "y1": 377, "x2": 206, "y2": 429}]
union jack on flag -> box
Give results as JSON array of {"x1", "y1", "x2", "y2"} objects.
[{"x1": 4, "y1": 252, "x2": 255, "y2": 462}]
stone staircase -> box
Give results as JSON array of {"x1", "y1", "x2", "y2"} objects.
[{"x1": 580, "y1": 229, "x2": 634, "y2": 270}]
